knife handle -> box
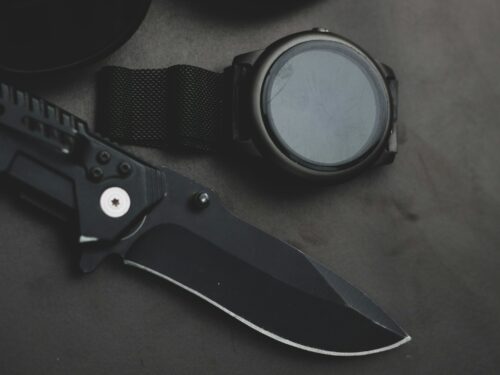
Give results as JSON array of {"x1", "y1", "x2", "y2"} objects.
[{"x1": 0, "y1": 82, "x2": 167, "y2": 243}]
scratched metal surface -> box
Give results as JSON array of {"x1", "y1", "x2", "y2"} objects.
[{"x1": 1, "y1": 0, "x2": 499, "y2": 374}]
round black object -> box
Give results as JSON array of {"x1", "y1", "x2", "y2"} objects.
[
  {"x1": 0, "y1": 0, "x2": 151, "y2": 74},
  {"x1": 251, "y1": 31, "x2": 394, "y2": 181}
]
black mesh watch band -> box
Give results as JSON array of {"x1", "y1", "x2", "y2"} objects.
[{"x1": 96, "y1": 65, "x2": 229, "y2": 152}]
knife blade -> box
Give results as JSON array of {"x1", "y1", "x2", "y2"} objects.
[
  {"x1": 120, "y1": 168, "x2": 410, "y2": 355},
  {"x1": 0, "y1": 82, "x2": 410, "y2": 356}
]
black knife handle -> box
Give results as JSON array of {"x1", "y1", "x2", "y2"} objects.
[{"x1": 0, "y1": 82, "x2": 167, "y2": 242}]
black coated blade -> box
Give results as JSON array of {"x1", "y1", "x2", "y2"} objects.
[{"x1": 122, "y1": 169, "x2": 410, "y2": 356}]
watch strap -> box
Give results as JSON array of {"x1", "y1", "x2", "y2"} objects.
[{"x1": 96, "y1": 65, "x2": 228, "y2": 151}]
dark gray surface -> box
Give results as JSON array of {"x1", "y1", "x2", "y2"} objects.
[{"x1": 1, "y1": 0, "x2": 500, "y2": 374}]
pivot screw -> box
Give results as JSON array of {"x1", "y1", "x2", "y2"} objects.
[
  {"x1": 118, "y1": 162, "x2": 132, "y2": 176},
  {"x1": 193, "y1": 192, "x2": 210, "y2": 209},
  {"x1": 97, "y1": 150, "x2": 111, "y2": 164},
  {"x1": 100, "y1": 187, "x2": 131, "y2": 218},
  {"x1": 89, "y1": 167, "x2": 104, "y2": 182}
]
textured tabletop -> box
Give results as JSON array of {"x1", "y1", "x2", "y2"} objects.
[{"x1": 1, "y1": 0, "x2": 499, "y2": 374}]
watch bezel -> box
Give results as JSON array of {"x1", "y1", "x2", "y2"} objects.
[{"x1": 248, "y1": 30, "x2": 395, "y2": 181}]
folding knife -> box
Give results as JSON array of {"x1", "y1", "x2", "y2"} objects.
[{"x1": 0, "y1": 82, "x2": 410, "y2": 356}]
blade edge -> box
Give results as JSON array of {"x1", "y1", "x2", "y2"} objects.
[{"x1": 124, "y1": 259, "x2": 411, "y2": 357}]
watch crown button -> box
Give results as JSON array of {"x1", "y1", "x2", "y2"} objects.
[{"x1": 313, "y1": 27, "x2": 330, "y2": 33}]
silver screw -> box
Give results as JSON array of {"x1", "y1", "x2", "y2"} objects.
[{"x1": 100, "y1": 187, "x2": 131, "y2": 218}]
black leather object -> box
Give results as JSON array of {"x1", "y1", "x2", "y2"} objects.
[{"x1": 0, "y1": 0, "x2": 151, "y2": 74}]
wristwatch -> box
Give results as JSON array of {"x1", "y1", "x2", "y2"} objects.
[{"x1": 97, "y1": 28, "x2": 398, "y2": 182}]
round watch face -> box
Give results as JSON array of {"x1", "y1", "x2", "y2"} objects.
[{"x1": 261, "y1": 39, "x2": 390, "y2": 171}]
